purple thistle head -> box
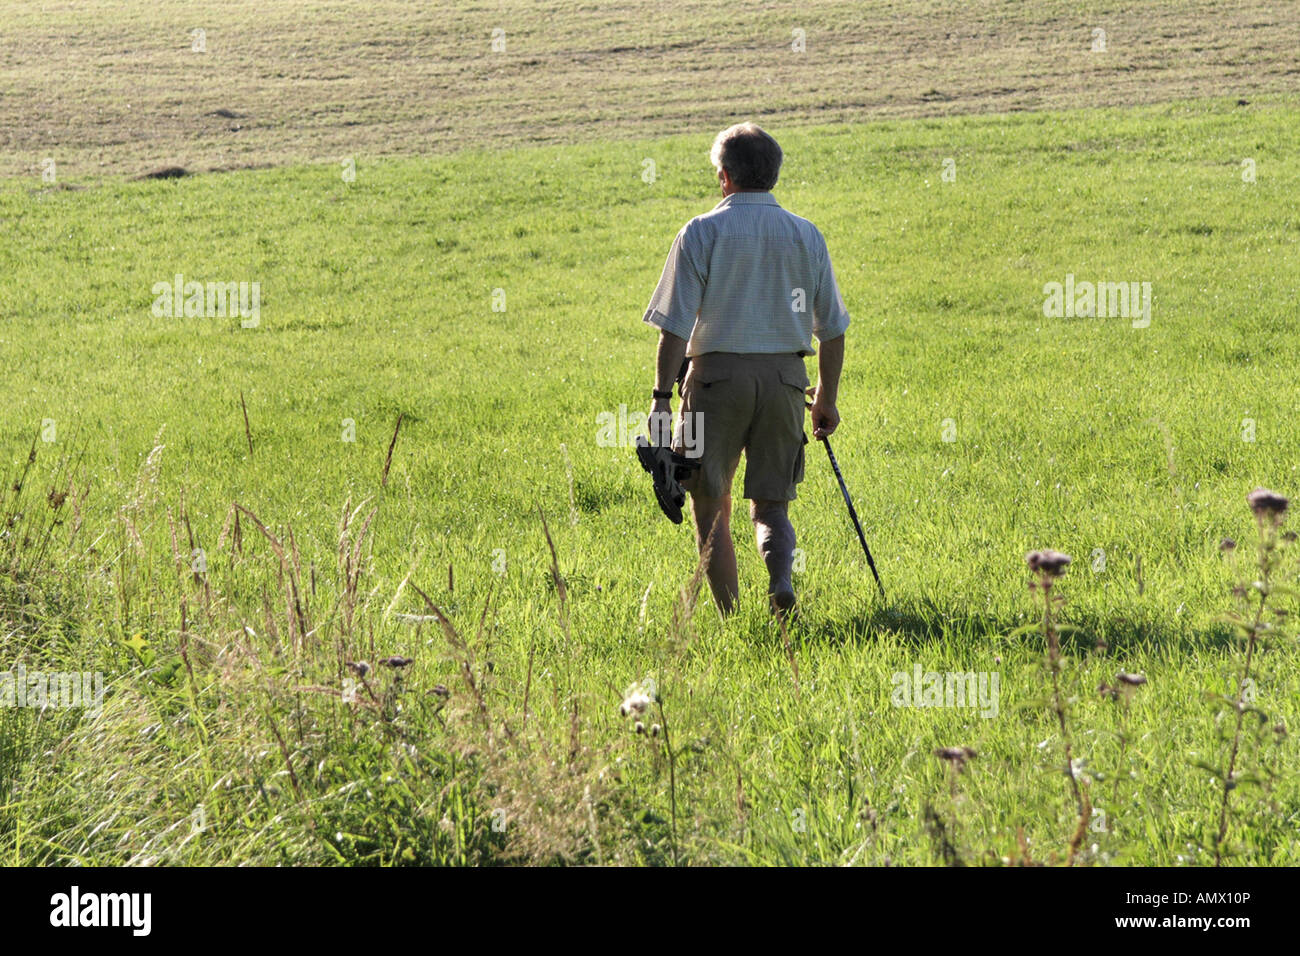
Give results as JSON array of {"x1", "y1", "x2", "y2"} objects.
[
  {"x1": 1026, "y1": 549, "x2": 1072, "y2": 578},
  {"x1": 1247, "y1": 488, "x2": 1288, "y2": 523}
]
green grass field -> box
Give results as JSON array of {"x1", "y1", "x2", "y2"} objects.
[{"x1": 2, "y1": 93, "x2": 1297, "y2": 865}]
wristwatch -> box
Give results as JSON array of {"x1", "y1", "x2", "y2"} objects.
[{"x1": 652, "y1": 389, "x2": 673, "y2": 400}]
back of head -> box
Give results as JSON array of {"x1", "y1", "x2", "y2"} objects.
[{"x1": 710, "y1": 123, "x2": 783, "y2": 191}]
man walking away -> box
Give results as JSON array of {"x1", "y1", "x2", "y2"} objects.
[{"x1": 642, "y1": 122, "x2": 850, "y2": 615}]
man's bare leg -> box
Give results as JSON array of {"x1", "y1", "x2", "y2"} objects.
[
  {"x1": 690, "y1": 493, "x2": 738, "y2": 614},
  {"x1": 752, "y1": 499, "x2": 796, "y2": 612}
]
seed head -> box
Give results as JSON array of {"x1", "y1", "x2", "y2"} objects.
[
  {"x1": 346, "y1": 660, "x2": 370, "y2": 678},
  {"x1": 620, "y1": 693, "x2": 650, "y2": 716},
  {"x1": 379, "y1": 656, "x2": 413, "y2": 668},
  {"x1": 619, "y1": 678, "x2": 657, "y2": 717},
  {"x1": 1116, "y1": 672, "x2": 1147, "y2": 687}
]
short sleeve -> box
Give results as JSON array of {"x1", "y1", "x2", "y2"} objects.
[
  {"x1": 812, "y1": 240, "x2": 851, "y2": 341},
  {"x1": 642, "y1": 222, "x2": 705, "y2": 339}
]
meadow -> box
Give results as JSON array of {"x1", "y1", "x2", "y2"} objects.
[{"x1": 1, "y1": 94, "x2": 1298, "y2": 865}]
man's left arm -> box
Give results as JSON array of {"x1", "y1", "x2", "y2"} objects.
[{"x1": 810, "y1": 236, "x2": 851, "y2": 439}]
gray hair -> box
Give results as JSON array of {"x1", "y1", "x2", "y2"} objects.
[{"x1": 710, "y1": 123, "x2": 783, "y2": 191}]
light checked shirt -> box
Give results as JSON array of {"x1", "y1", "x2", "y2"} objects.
[{"x1": 642, "y1": 191, "x2": 851, "y2": 356}]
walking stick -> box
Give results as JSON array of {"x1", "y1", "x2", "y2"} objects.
[{"x1": 820, "y1": 435, "x2": 886, "y2": 598}]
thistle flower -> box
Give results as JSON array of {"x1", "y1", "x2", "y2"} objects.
[
  {"x1": 1219, "y1": 537, "x2": 1236, "y2": 552},
  {"x1": 1101, "y1": 671, "x2": 1147, "y2": 701},
  {"x1": 934, "y1": 746, "x2": 977, "y2": 770},
  {"x1": 429, "y1": 684, "x2": 450, "y2": 699},
  {"x1": 1026, "y1": 549, "x2": 1071, "y2": 578},
  {"x1": 1246, "y1": 487, "x2": 1288, "y2": 523},
  {"x1": 346, "y1": 660, "x2": 370, "y2": 678},
  {"x1": 379, "y1": 656, "x2": 413, "y2": 668}
]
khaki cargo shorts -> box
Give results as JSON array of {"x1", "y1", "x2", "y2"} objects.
[{"x1": 673, "y1": 352, "x2": 810, "y2": 501}]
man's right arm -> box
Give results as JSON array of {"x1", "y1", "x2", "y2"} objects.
[
  {"x1": 648, "y1": 329, "x2": 689, "y2": 445},
  {"x1": 643, "y1": 223, "x2": 703, "y2": 444},
  {"x1": 642, "y1": 222, "x2": 704, "y2": 342}
]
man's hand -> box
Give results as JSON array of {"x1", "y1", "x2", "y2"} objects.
[
  {"x1": 809, "y1": 333, "x2": 844, "y2": 440},
  {"x1": 646, "y1": 398, "x2": 673, "y2": 447},
  {"x1": 647, "y1": 330, "x2": 688, "y2": 446},
  {"x1": 806, "y1": 386, "x2": 840, "y2": 440}
]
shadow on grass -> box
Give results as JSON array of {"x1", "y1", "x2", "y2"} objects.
[{"x1": 789, "y1": 595, "x2": 1239, "y2": 657}]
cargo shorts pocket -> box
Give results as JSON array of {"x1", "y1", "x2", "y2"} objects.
[
  {"x1": 681, "y1": 368, "x2": 732, "y2": 429},
  {"x1": 690, "y1": 369, "x2": 732, "y2": 391},
  {"x1": 677, "y1": 368, "x2": 732, "y2": 477},
  {"x1": 778, "y1": 365, "x2": 810, "y2": 396}
]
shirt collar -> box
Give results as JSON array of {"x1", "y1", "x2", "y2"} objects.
[{"x1": 714, "y1": 191, "x2": 780, "y2": 209}]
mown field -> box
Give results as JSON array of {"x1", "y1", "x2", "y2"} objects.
[
  {"x1": 1, "y1": 93, "x2": 1297, "y2": 865},
  {"x1": 4, "y1": 0, "x2": 1299, "y2": 177}
]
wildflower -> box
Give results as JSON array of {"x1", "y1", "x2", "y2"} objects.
[
  {"x1": 429, "y1": 684, "x2": 450, "y2": 699},
  {"x1": 379, "y1": 656, "x2": 413, "y2": 668},
  {"x1": 1117, "y1": 672, "x2": 1147, "y2": 687},
  {"x1": 934, "y1": 746, "x2": 977, "y2": 770},
  {"x1": 1026, "y1": 549, "x2": 1071, "y2": 578},
  {"x1": 619, "y1": 678, "x2": 657, "y2": 716},
  {"x1": 346, "y1": 660, "x2": 370, "y2": 678},
  {"x1": 1246, "y1": 487, "x2": 1288, "y2": 523},
  {"x1": 650, "y1": 723, "x2": 662, "y2": 737},
  {"x1": 1219, "y1": 537, "x2": 1236, "y2": 552},
  {"x1": 634, "y1": 721, "x2": 646, "y2": 735}
]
